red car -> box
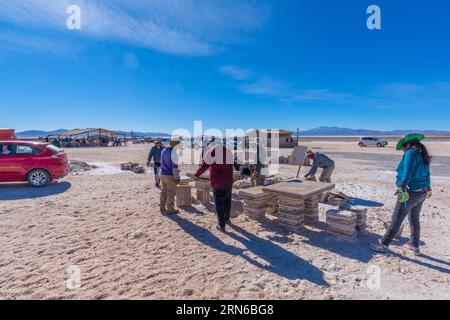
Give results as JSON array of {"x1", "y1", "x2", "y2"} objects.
[{"x1": 0, "y1": 140, "x2": 69, "y2": 187}]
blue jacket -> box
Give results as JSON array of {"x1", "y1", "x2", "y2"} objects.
[
  {"x1": 148, "y1": 146, "x2": 163, "y2": 163},
  {"x1": 160, "y1": 147, "x2": 179, "y2": 177},
  {"x1": 396, "y1": 148, "x2": 431, "y2": 191}
]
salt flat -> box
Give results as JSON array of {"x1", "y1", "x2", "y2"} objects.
[{"x1": 1, "y1": 139, "x2": 449, "y2": 299}]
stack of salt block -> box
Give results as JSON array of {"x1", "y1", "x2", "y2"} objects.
[
  {"x1": 304, "y1": 195, "x2": 320, "y2": 224},
  {"x1": 176, "y1": 176, "x2": 193, "y2": 207},
  {"x1": 239, "y1": 187, "x2": 270, "y2": 218},
  {"x1": 176, "y1": 184, "x2": 192, "y2": 207},
  {"x1": 340, "y1": 206, "x2": 368, "y2": 231},
  {"x1": 355, "y1": 209, "x2": 368, "y2": 231},
  {"x1": 120, "y1": 162, "x2": 139, "y2": 171},
  {"x1": 326, "y1": 209, "x2": 357, "y2": 238},
  {"x1": 195, "y1": 179, "x2": 211, "y2": 204},
  {"x1": 265, "y1": 192, "x2": 279, "y2": 216},
  {"x1": 276, "y1": 196, "x2": 305, "y2": 230}
]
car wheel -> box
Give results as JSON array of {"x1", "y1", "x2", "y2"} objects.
[
  {"x1": 27, "y1": 169, "x2": 51, "y2": 187},
  {"x1": 359, "y1": 142, "x2": 365, "y2": 147}
]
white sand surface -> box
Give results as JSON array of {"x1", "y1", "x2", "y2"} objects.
[{"x1": 1, "y1": 141, "x2": 449, "y2": 299}]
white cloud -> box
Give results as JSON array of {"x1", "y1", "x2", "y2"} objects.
[
  {"x1": 0, "y1": 0, "x2": 268, "y2": 56},
  {"x1": 0, "y1": 30, "x2": 73, "y2": 55},
  {"x1": 219, "y1": 65, "x2": 252, "y2": 80},
  {"x1": 220, "y1": 64, "x2": 450, "y2": 109},
  {"x1": 240, "y1": 75, "x2": 292, "y2": 97}
]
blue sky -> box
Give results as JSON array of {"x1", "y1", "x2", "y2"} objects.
[{"x1": 1, "y1": 0, "x2": 449, "y2": 133}]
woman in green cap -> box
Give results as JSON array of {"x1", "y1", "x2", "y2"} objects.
[{"x1": 369, "y1": 134, "x2": 432, "y2": 255}]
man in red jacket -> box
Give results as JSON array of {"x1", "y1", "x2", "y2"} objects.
[{"x1": 195, "y1": 143, "x2": 234, "y2": 232}]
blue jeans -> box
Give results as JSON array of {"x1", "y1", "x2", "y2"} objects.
[{"x1": 382, "y1": 190, "x2": 427, "y2": 247}]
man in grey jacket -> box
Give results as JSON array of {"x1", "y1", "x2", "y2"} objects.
[
  {"x1": 304, "y1": 150, "x2": 335, "y2": 183},
  {"x1": 148, "y1": 141, "x2": 163, "y2": 187}
]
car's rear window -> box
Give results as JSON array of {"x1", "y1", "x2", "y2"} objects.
[
  {"x1": 46, "y1": 144, "x2": 63, "y2": 153},
  {"x1": 16, "y1": 145, "x2": 42, "y2": 155}
]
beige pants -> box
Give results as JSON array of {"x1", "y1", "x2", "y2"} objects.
[
  {"x1": 160, "y1": 175, "x2": 177, "y2": 211},
  {"x1": 319, "y1": 163, "x2": 335, "y2": 183}
]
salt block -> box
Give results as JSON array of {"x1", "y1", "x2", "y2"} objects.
[
  {"x1": 196, "y1": 189, "x2": 210, "y2": 204},
  {"x1": 176, "y1": 185, "x2": 192, "y2": 207}
]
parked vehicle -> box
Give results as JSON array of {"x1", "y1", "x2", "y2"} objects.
[
  {"x1": 0, "y1": 141, "x2": 69, "y2": 187},
  {"x1": 358, "y1": 137, "x2": 388, "y2": 147}
]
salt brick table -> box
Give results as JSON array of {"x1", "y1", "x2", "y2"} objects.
[{"x1": 262, "y1": 180, "x2": 335, "y2": 231}]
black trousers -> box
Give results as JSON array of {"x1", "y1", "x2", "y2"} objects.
[{"x1": 213, "y1": 188, "x2": 232, "y2": 228}]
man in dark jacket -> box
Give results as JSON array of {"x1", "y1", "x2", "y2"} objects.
[
  {"x1": 195, "y1": 144, "x2": 234, "y2": 232},
  {"x1": 148, "y1": 141, "x2": 164, "y2": 187}
]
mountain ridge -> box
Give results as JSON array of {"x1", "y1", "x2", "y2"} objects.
[{"x1": 15, "y1": 126, "x2": 450, "y2": 138}]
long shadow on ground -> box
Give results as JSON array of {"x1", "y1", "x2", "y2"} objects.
[
  {"x1": 0, "y1": 182, "x2": 72, "y2": 201},
  {"x1": 261, "y1": 219, "x2": 450, "y2": 275},
  {"x1": 168, "y1": 214, "x2": 328, "y2": 286}
]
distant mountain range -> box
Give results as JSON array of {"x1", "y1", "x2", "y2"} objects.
[
  {"x1": 15, "y1": 126, "x2": 450, "y2": 138},
  {"x1": 298, "y1": 127, "x2": 450, "y2": 136},
  {"x1": 16, "y1": 129, "x2": 171, "y2": 138}
]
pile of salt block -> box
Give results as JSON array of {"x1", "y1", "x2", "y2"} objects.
[
  {"x1": 304, "y1": 194, "x2": 320, "y2": 224},
  {"x1": 239, "y1": 187, "x2": 270, "y2": 218},
  {"x1": 276, "y1": 195, "x2": 304, "y2": 231},
  {"x1": 326, "y1": 207, "x2": 368, "y2": 238},
  {"x1": 326, "y1": 209, "x2": 357, "y2": 238},
  {"x1": 266, "y1": 193, "x2": 279, "y2": 216},
  {"x1": 120, "y1": 162, "x2": 146, "y2": 174},
  {"x1": 195, "y1": 179, "x2": 211, "y2": 204},
  {"x1": 340, "y1": 205, "x2": 368, "y2": 231}
]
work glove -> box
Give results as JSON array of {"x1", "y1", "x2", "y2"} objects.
[
  {"x1": 397, "y1": 189, "x2": 409, "y2": 203},
  {"x1": 427, "y1": 189, "x2": 433, "y2": 199}
]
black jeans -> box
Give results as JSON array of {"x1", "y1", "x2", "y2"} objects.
[
  {"x1": 213, "y1": 188, "x2": 232, "y2": 228},
  {"x1": 382, "y1": 190, "x2": 427, "y2": 247}
]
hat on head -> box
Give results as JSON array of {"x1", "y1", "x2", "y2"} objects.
[
  {"x1": 169, "y1": 136, "x2": 181, "y2": 148},
  {"x1": 396, "y1": 133, "x2": 425, "y2": 151},
  {"x1": 306, "y1": 149, "x2": 315, "y2": 156}
]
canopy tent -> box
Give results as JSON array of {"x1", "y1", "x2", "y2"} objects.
[
  {"x1": 48, "y1": 128, "x2": 127, "y2": 147},
  {"x1": 48, "y1": 128, "x2": 125, "y2": 138}
]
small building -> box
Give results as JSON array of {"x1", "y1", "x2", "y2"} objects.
[
  {"x1": 247, "y1": 129, "x2": 296, "y2": 148},
  {"x1": 0, "y1": 128, "x2": 17, "y2": 140}
]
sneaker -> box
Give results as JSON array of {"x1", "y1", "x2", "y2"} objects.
[
  {"x1": 215, "y1": 224, "x2": 226, "y2": 232},
  {"x1": 160, "y1": 207, "x2": 166, "y2": 213},
  {"x1": 369, "y1": 240, "x2": 389, "y2": 253},
  {"x1": 405, "y1": 242, "x2": 421, "y2": 256}
]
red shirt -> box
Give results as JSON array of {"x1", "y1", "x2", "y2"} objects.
[{"x1": 195, "y1": 146, "x2": 234, "y2": 189}]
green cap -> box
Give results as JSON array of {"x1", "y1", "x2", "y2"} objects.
[{"x1": 396, "y1": 133, "x2": 425, "y2": 151}]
